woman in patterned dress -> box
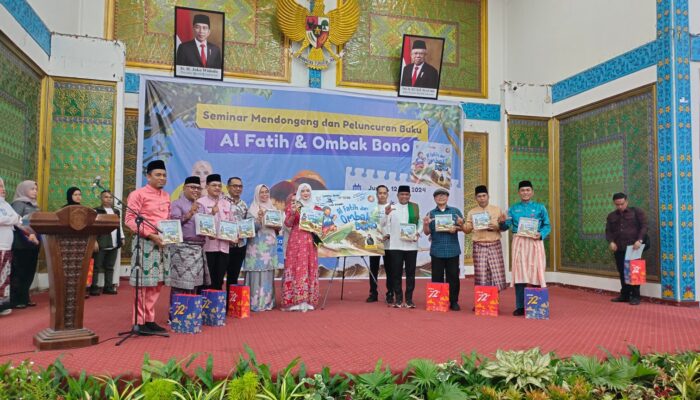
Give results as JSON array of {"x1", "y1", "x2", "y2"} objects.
[
  {"x1": 281, "y1": 183, "x2": 319, "y2": 312},
  {"x1": 0, "y1": 178, "x2": 23, "y2": 315},
  {"x1": 243, "y1": 184, "x2": 281, "y2": 311}
]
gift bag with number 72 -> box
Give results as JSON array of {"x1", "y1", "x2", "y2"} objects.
[
  {"x1": 474, "y1": 286, "x2": 499, "y2": 316},
  {"x1": 425, "y1": 283, "x2": 449, "y2": 312},
  {"x1": 525, "y1": 288, "x2": 549, "y2": 320}
]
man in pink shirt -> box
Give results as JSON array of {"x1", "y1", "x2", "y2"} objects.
[
  {"x1": 197, "y1": 174, "x2": 235, "y2": 290},
  {"x1": 124, "y1": 160, "x2": 171, "y2": 335}
]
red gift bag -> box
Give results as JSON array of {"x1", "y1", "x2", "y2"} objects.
[
  {"x1": 426, "y1": 282, "x2": 450, "y2": 312},
  {"x1": 474, "y1": 286, "x2": 499, "y2": 316},
  {"x1": 625, "y1": 259, "x2": 646, "y2": 285},
  {"x1": 228, "y1": 285, "x2": 250, "y2": 319}
]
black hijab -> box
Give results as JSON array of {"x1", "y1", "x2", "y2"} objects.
[{"x1": 65, "y1": 186, "x2": 81, "y2": 206}]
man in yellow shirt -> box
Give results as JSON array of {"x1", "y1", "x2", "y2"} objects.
[{"x1": 463, "y1": 185, "x2": 507, "y2": 291}]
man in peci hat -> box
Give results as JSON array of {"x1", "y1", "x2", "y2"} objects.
[
  {"x1": 197, "y1": 174, "x2": 235, "y2": 291},
  {"x1": 423, "y1": 188, "x2": 464, "y2": 310},
  {"x1": 400, "y1": 39, "x2": 440, "y2": 89},
  {"x1": 175, "y1": 14, "x2": 223, "y2": 69},
  {"x1": 167, "y1": 176, "x2": 210, "y2": 314},
  {"x1": 503, "y1": 180, "x2": 551, "y2": 316},
  {"x1": 382, "y1": 185, "x2": 421, "y2": 308},
  {"x1": 124, "y1": 160, "x2": 171, "y2": 335},
  {"x1": 463, "y1": 185, "x2": 508, "y2": 292}
]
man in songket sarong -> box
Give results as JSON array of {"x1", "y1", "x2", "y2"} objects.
[
  {"x1": 124, "y1": 160, "x2": 171, "y2": 335},
  {"x1": 503, "y1": 180, "x2": 550, "y2": 316},
  {"x1": 168, "y1": 176, "x2": 210, "y2": 318},
  {"x1": 463, "y1": 185, "x2": 508, "y2": 294}
]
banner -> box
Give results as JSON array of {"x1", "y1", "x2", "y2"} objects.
[{"x1": 138, "y1": 76, "x2": 463, "y2": 276}]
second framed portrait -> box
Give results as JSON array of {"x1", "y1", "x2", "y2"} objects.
[{"x1": 397, "y1": 34, "x2": 445, "y2": 100}]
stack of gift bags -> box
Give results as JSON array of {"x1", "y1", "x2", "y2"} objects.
[{"x1": 169, "y1": 285, "x2": 251, "y2": 334}]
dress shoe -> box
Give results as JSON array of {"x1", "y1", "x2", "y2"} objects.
[
  {"x1": 629, "y1": 298, "x2": 641, "y2": 305},
  {"x1": 13, "y1": 304, "x2": 26, "y2": 309},
  {"x1": 449, "y1": 303, "x2": 461, "y2": 311},
  {"x1": 405, "y1": 301, "x2": 416, "y2": 309},
  {"x1": 385, "y1": 296, "x2": 394, "y2": 305},
  {"x1": 610, "y1": 296, "x2": 629, "y2": 303},
  {"x1": 103, "y1": 288, "x2": 118, "y2": 295},
  {"x1": 512, "y1": 308, "x2": 525, "y2": 316},
  {"x1": 137, "y1": 325, "x2": 154, "y2": 336},
  {"x1": 27, "y1": 302, "x2": 37, "y2": 307},
  {"x1": 146, "y1": 322, "x2": 166, "y2": 332},
  {"x1": 89, "y1": 287, "x2": 102, "y2": 296},
  {"x1": 366, "y1": 295, "x2": 378, "y2": 303}
]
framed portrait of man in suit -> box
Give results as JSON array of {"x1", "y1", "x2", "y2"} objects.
[
  {"x1": 397, "y1": 35, "x2": 445, "y2": 100},
  {"x1": 174, "y1": 7, "x2": 225, "y2": 81}
]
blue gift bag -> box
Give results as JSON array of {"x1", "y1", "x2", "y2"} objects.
[
  {"x1": 524, "y1": 288, "x2": 549, "y2": 320},
  {"x1": 201, "y1": 289, "x2": 227, "y2": 326},
  {"x1": 170, "y1": 294, "x2": 203, "y2": 334}
]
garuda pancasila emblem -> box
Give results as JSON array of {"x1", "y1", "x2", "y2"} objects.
[{"x1": 277, "y1": 0, "x2": 360, "y2": 70}]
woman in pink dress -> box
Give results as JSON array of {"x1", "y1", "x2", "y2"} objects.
[{"x1": 281, "y1": 183, "x2": 319, "y2": 312}]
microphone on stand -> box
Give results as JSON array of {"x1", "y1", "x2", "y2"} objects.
[{"x1": 91, "y1": 176, "x2": 102, "y2": 188}]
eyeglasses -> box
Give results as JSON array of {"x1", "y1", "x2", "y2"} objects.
[{"x1": 228, "y1": 184, "x2": 243, "y2": 188}]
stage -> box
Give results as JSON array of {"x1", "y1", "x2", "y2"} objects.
[{"x1": 1, "y1": 278, "x2": 699, "y2": 377}]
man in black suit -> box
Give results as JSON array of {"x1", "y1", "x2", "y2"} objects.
[
  {"x1": 400, "y1": 40, "x2": 439, "y2": 89},
  {"x1": 176, "y1": 14, "x2": 222, "y2": 69},
  {"x1": 90, "y1": 190, "x2": 123, "y2": 296}
]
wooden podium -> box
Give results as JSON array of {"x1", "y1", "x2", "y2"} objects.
[{"x1": 30, "y1": 205, "x2": 120, "y2": 350}]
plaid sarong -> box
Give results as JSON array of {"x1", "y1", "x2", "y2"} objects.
[
  {"x1": 167, "y1": 242, "x2": 210, "y2": 290},
  {"x1": 130, "y1": 238, "x2": 170, "y2": 287},
  {"x1": 473, "y1": 241, "x2": 507, "y2": 290}
]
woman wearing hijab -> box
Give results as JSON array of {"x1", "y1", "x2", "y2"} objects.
[
  {"x1": 0, "y1": 178, "x2": 23, "y2": 315},
  {"x1": 10, "y1": 180, "x2": 41, "y2": 308},
  {"x1": 243, "y1": 184, "x2": 281, "y2": 311},
  {"x1": 64, "y1": 187, "x2": 82, "y2": 207},
  {"x1": 281, "y1": 183, "x2": 319, "y2": 312}
]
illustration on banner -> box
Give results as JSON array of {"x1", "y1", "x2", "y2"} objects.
[{"x1": 411, "y1": 141, "x2": 452, "y2": 189}]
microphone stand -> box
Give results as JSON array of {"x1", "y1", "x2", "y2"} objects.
[{"x1": 92, "y1": 181, "x2": 169, "y2": 345}]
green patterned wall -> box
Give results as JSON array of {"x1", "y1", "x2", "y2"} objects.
[
  {"x1": 463, "y1": 133, "x2": 487, "y2": 262},
  {"x1": 47, "y1": 81, "x2": 116, "y2": 211},
  {"x1": 507, "y1": 118, "x2": 551, "y2": 266},
  {"x1": 0, "y1": 41, "x2": 41, "y2": 197},
  {"x1": 121, "y1": 110, "x2": 139, "y2": 261},
  {"x1": 558, "y1": 90, "x2": 659, "y2": 278},
  {"x1": 338, "y1": 0, "x2": 484, "y2": 97}
]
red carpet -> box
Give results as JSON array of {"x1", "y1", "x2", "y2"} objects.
[{"x1": 1, "y1": 278, "x2": 699, "y2": 377}]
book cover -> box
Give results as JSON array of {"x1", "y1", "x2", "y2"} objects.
[
  {"x1": 194, "y1": 213, "x2": 217, "y2": 238},
  {"x1": 263, "y1": 209, "x2": 283, "y2": 228},
  {"x1": 158, "y1": 219, "x2": 183, "y2": 245},
  {"x1": 299, "y1": 207, "x2": 323, "y2": 236},
  {"x1": 516, "y1": 217, "x2": 539, "y2": 238},
  {"x1": 400, "y1": 223, "x2": 417, "y2": 241},
  {"x1": 237, "y1": 218, "x2": 256, "y2": 239},
  {"x1": 471, "y1": 212, "x2": 491, "y2": 231},
  {"x1": 410, "y1": 141, "x2": 452, "y2": 189},
  {"x1": 435, "y1": 214, "x2": 454, "y2": 232},
  {"x1": 218, "y1": 220, "x2": 239, "y2": 242}
]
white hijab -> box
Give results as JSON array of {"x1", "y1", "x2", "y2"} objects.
[
  {"x1": 248, "y1": 184, "x2": 274, "y2": 217},
  {"x1": 295, "y1": 183, "x2": 314, "y2": 208}
]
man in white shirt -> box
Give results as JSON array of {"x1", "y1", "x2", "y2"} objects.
[
  {"x1": 382, "y1": 185, "x2": 421, "y2": 308},
  {"x1": 367, "y1": 185, "x2": 392, "y2": 303}
]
